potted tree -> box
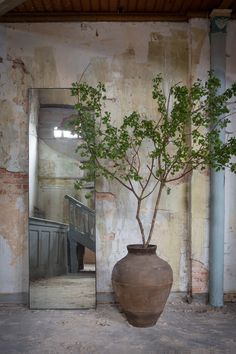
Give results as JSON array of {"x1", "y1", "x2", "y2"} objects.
[{"x1": 69, "y1": 73, "x2": 236, "y2": 327}]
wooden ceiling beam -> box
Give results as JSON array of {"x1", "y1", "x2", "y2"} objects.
[
  {"x1": 0, "y1": 10, "x2": 212, "y2": 22},
  {"x1": 0, "y1": 0, "x2": 27, "y2": 16},
  {"x1": 219, "y1": 0, "x2": 234, "y2": 9}
]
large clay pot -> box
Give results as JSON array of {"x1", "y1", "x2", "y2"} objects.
[{"x1": 112, "y1": 244, "x2": 173, "y2": 327}]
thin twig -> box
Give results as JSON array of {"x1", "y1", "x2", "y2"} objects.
[
  {"x1": 127, "y1": 176, "x2": 139, "y2": 199},
  {"x1": 147, "y1": 163, "x2": 160, "y2": 181},
  {"x1": 143, "y1": 158, "x2": 155, "y2": 188},
  {"x1": 142, "y1": 181, "x2": 159, "y2": 200},
  {"x1": 95, "y1": 157, "x2": 133, "y2": 192},
  {"x1": 78, "y1": 63, "x2": 91, "y2": 85},
  {"x1": 131, "y1": 141, "x2": 141, "y2": 173},
  {"x1": 124, "y1": 154, "x2": 144, "y2": 189}
]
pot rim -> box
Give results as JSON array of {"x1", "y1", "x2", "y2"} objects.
[{"x1": 127, "y1": 244, "x2": 157, "y2": 254}]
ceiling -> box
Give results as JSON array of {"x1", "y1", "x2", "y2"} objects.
[{"x1": 0, "y1": 0, "x2": 235, "y2": 22}]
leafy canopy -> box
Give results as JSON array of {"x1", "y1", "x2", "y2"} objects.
[{"x1": 69, "y1": 73, "x2": 236, "y2": 246}]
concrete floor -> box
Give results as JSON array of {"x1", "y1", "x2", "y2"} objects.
[
  {"x1": 0, "y1": 299, "x2": 236, "y2": 354},
  {"x1": 30, "y1": 272, "x2": 96, "y2": 309}
]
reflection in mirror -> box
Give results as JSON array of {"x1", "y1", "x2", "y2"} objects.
[{"x1": 28, "y1": 88, "x2": 96, "y2": 309}]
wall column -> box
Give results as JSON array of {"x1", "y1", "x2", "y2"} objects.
[{"x1": 209, "y1": 9, "x2": 231, "y2": 307}]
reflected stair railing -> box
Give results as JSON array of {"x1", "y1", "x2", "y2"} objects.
[{"x1": 64, "y1": 195, "x2": 95, "y2": 273}]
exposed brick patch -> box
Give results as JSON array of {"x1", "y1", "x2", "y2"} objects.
[
  {"x1": 104, "y1": 232, "x2": 115, "y2": 240},
  {"x1": 192, "y1": 259, "x2": 208, "y2": 294},
  {"x1": 224, "y1": 293, "x2": 236, "y2": 303},
  {"x1": 0, "y1": 168, "x2": 28, "y2": 192},
  {"x1": 96, "y1": 192, "x2": 115, "y2": 202},
  {"x1": 0, "y1": 168, "x2": 28, "y2": 264}
]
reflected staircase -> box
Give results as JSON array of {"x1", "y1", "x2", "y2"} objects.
[{"x1": 65, "y1": 195, "x2": 95, "y2": 273}]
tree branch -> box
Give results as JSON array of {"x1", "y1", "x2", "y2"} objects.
[
  {"x1": 166, "y1": 167, "x2": 195, "y2": 183},
  {"x1": 95, "y1": 157, "x2": 134, "y2": 193},
  {"x1": 130, "y1": 141, "x2": 141, "y2": 173},
  {"x1": 124, "y1": 154, "x2": 143, "y2": 189},
  {"x1": 136, "y1": 198, "x2": 146, "y2": 246},
  {"x1": 127, "y1": 176, "x2": 139, "y2": 199},
  {"x1": 145, "y1": 182, "x2": 165, "y2": 247}
]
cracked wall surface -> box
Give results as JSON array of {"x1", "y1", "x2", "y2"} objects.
[{"x1": 0, "y1": 20, "x2": 235, "y2": 300}]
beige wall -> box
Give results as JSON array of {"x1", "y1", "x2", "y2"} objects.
[
  {"x1": 225, "y1": 21, "x2": 236, "y2": 294},
  {"x1": 0, "y1": 20, "x2": 235, "y2": 300}
]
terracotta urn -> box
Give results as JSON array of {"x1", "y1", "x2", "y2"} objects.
[{"x1": 112, "y1": 244, "x2": 173, "y2": 327}]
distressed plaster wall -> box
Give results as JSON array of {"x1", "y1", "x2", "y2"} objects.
[
  {"x1": 188, "y1": 19, "x2": 211, "y2": 295},
  {"x1": 225, "y1": 20, "x2": 236, "y2": 294},
  {"x1": 0, "y1": 20, "x2": 234, "y2": 301}
]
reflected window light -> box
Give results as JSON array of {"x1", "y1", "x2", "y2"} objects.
[
  {"x1": 63, "y1": 130, "x2": 78, "y2": 138},
  {"x1": 54, "y1": 127, "x2": 78, "y2": 139},
  {"x1": 54, "y1": 127, "x2": 62, "y2": 138}
]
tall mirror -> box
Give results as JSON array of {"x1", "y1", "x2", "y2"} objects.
[{"x1": 28, "y1": 88, "x2": 96, "y2": 309}]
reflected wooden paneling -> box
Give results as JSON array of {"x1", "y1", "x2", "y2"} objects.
[{"x1": 29, "y1": 217, "x2": 68, "y2": 280}]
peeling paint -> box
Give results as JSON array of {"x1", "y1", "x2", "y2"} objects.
[
  {"x1": 122, "y1": 46, "x2": 135, "y2": 58},
  {"x1": 0, "y1": 168, "x2": 28, "y2": 267},
  {"x1": 7, "y1": 55, "x2": 30, "y2": 75},
  {"x1": 7, "y1": 54, "x2": 33, "y2": 93}
]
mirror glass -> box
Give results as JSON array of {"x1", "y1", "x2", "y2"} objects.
[{"x1": 28, "y1": 88, "x2": 96, "y2": 309}]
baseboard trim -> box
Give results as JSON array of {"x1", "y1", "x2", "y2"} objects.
[{"x1": 0, "y1": 292, "x2": 28, "y2": 304}]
